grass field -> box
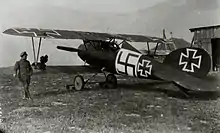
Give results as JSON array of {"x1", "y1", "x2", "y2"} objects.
[{"x1": 0, "y1": 67, "x2": 220, "y2": 133}]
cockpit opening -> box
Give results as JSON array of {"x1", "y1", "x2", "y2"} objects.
[{"x1": 83, "y1": 40, "x2": 120, "y2": 52}]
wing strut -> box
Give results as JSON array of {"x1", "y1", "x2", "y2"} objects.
[
  {"x1": 147, "y1": 42, "x2": 150, "y2": 55},
  {"x1": 36, "y1": 37, "x2": 42, "y2": 62},
  {"x1": 31, "y1": 37, "x2": 42, "y2": 65},
  {"x1": 31, "y1": 37, "x2": 37, "y2": 64},
  {"x1": 154, "y1": 42, "x2": 159, "y2": 56}
]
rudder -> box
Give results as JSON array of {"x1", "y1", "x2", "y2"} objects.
[{"x1": 163, "y1": 47, "x2": 211, "y2": 78}]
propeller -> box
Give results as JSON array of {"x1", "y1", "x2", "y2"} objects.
[{"x1": 57, "y1": 46, "x2": 81, "y2": 52}]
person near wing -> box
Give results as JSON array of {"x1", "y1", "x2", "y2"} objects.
[
  {"x1": 13, "y1": 51, "x2": 33, "y2": 100},
  {"x1": 40, "y1": 55, "x2": 48, "y2": 70}
]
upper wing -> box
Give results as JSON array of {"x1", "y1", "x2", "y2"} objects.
[
  {"x1": 2, "y1": 28, "x2": 165, "y2": 43},
  {"x1": 117, "y1": 34, "x2": 165, "y2": 43}
]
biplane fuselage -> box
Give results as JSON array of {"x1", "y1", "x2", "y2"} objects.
[{"x1": 76, "y1": 40, "x2": 157, "y2": 80}]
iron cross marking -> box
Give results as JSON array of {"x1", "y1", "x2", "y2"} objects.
[
  {"x1": 179, "y1": 48, "x2": 202, "y2": 72},
  {"x1": 137, "y1": 59, "x2": 152, "y2": 78},
  {"x1": 13, "y1": 28, "x2": 61, "y2": 38}
]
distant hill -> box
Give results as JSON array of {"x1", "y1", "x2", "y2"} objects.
[{"x1": 172, "y1": 38, "x2": 191, "y2": 48}]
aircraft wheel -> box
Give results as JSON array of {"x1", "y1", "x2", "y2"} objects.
[
  {"x1": 74, "y1": 75, "x2": 85, "y2": 91},
  {"x1": 105, "y1": 74, "x2": 117, "y2": 89}
]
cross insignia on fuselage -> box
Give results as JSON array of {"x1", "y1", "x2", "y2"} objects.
[
  {"x1": 179, "y1": 48, "x2": 202, "y2": 73},
  {"x1": 137, "y1": 59, "x2": 152, "y2": 78}
]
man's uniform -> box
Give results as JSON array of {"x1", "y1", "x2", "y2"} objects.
[{"x1": 14, "y1": 52, "x2": 33, "y2": 99}]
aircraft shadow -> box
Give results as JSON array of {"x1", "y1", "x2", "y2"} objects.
[
  {"x1": 33, "y1": 89, "x2": 75, "y2": 98},
  {"x1": 33, "y1": 82, "x2": 220, "y2": 101},
  {"x1": 117, "y1": 82, "x2": 220, "y2": 101}
]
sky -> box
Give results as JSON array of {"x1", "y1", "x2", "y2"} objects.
[
  {"x1": 0, "y1": 0, "x2": 167, "y2": 13},
  {"x1": 0, "y1": 0, "x2": 167, "y2": 67},
  {"x1": 0, "y1": 0, "x2": 219, "y2": 67}
]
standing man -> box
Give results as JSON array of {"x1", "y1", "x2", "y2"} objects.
[{"x1": 14, "y1": 51, "x2": 33, "y2": 100}]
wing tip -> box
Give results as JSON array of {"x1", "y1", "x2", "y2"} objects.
[{"x1": 2, "y1": 28, "x2": 11, "y2": 34}]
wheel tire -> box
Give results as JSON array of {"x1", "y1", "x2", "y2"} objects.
[
  {"x1": 106, "y1": 74, "x2": 117, "y2": 89},
  {"x1": 74, "y1": 75, "x2": 84, "y2": 91}
]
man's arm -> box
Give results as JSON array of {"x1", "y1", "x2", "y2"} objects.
[
  {"x1": 13, "y1": 61, "x2": 19, "y2": 77},
  {"x1": 28, "y1": 61, "x2": 33, "y2": 75}
]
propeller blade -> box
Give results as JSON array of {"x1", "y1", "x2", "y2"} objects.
[{"x1": 57, "y1": 46, "x2": 80, "y2": 52}]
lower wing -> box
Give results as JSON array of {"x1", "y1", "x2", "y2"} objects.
[{"x1": 33, "y1": 65, "x2": 101, "y2": 75}]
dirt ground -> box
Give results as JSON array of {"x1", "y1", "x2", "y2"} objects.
[{"x1": 0, "y1": 67, "x2": 220, "y2": 133}]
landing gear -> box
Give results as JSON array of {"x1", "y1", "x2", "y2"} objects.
[
  {"x1": 74, "y1": 75, "x2": 85, "y2": 91},
  {"x1": 65, "y1": 73, "x2": 117, "y2": 91}
]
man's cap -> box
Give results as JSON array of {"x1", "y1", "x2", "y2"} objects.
[{"x1": 20, "y1": 51, "x2": 28, "y2": 57}]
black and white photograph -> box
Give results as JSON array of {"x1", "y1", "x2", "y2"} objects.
[{"x1": 0, "y1": 0, "x2": 220, "y2": 132}]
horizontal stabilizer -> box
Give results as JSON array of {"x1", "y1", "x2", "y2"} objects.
[
  {"x1": 57, "y1": 46, "x2": 80, "y2": 52},
  {"x1": 151, "y1": 59, "x2": 216, "y2": 92}
]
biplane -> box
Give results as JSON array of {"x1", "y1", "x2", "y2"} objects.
[{"x1": 2, "y1": 28, "x2": 215, "y2": 96}]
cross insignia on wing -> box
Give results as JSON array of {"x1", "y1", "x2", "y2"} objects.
[
  {"x1": 179, "y1": 48, "x2": 202, "y2": 72},
  {"x1": 137, "y1": 59, "x2": 152, "y2": 78},
  {"x1": 13, "y1": 28, "x2": 61, "y2": 38}
]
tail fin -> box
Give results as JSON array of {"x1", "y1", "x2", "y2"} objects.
[{"x1": 163, "y1": 47, "x2": 211, "y2": 78}]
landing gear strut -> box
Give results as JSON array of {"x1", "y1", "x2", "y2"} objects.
[{"x1": 66, "y1": 73, "x2": 117, "y2": 90}]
